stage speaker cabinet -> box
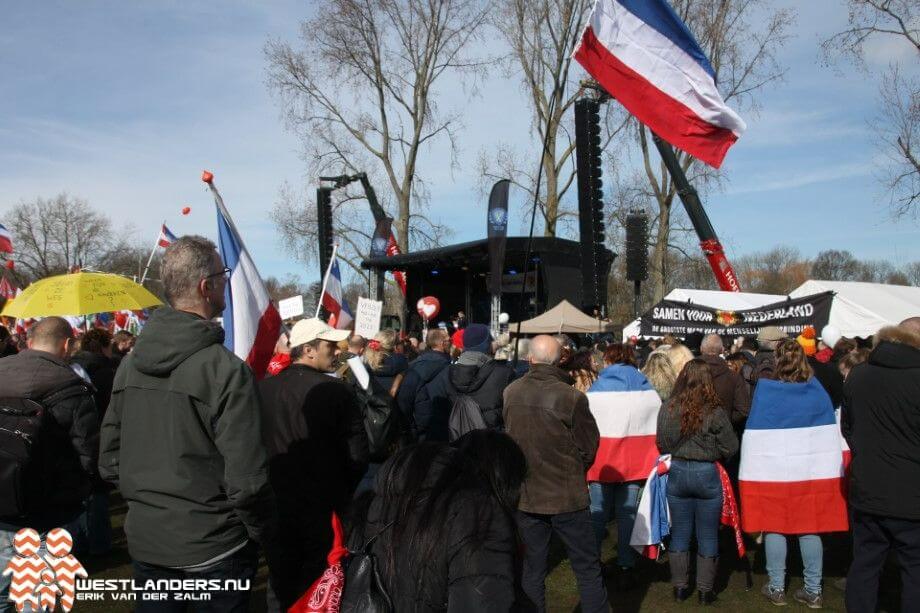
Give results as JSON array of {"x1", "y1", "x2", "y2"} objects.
[{"x1": 625, "y1": 211, "x2": 649, "y2": 282}]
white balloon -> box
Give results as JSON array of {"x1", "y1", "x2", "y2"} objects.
[{"x1": 498, "y1": 312, "x2": 510, "y2": 324}]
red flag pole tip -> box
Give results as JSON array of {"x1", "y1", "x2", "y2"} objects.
[{"x1": 201, "y1": 170, "x2": 214, "y2": 184}]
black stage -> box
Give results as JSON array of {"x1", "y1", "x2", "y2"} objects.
[{"x1": 362, "y1": 236, "x2": 615, "y2": 327}]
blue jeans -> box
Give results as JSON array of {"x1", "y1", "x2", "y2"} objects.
[
  {"x1": 765, "y1": 533, "x2": 823, "y2": 594},
  {"x1": 666, "y1": 460, "x2": 723, "y2": 557},
  {"x1": 589, "y1": 481, "x2": 639, "y2": 568},
  {"x1": 133, "y1": 541, "x2": 258, "y2": 612},
  {"x1": 69, "y1": 490, "x2": 112, "y2": 556}
]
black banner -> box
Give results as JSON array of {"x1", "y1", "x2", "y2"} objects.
[
  {"x1": 639, "y1": 291, "x2": 834, "y2": 337},
  {"x1": 487, "y1": 179, "x2": 510, "y2": 295},
  {"x1": 369, "y1": 217, "x2": 393, "y2": 258}
]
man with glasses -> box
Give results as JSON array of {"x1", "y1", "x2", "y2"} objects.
[
  {"x1": 99, "y1": 235, "x2": 275, "y2": 611},
  {"x1": 258, "y1": 318, "x2": 369, "y2": 611}
]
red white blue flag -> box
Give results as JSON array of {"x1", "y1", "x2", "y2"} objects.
[
  {"x1": 573, "y1": 0, "x2": 746, "y2": 168},
  {"x1": 209, "y1": 178, "x2": 281, "y2": 380},
  {"x1": 739, "y1": 378, "x2": 849, "y2": 534},
  {"x1": 0, "y1": 223, "x2": 13, "y2": 253},
  {"x1": 157, "y1": 224, "x2": 177, "y2": 248},
  {"x1": 322, "y1": 256, "x2": 353, "y2": 330}
]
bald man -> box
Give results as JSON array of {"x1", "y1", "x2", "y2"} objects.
[
  {"x1": 0, "y1": 317, "x2": 99, "y2": 605},
  {"x1": 843, "y1": 317, "x2": 920, "y2": 612},
  {"x1": 503, "y1": 335, "x2": 609, "y2": 612}
]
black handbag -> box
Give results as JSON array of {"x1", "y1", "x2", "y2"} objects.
[{"x1": 339, "y1": 521, "x2": 395, "y2": 613}]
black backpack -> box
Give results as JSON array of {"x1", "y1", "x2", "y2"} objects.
[
  {"x1": 448, "y1": 394, "x2": 487, "y2": 442},
  {"x1": 353, "y1": 382, "x2": 409, "y2": 463},
  {"x1": 0, "y1": 397, "x2": 47, "y2": 518}
]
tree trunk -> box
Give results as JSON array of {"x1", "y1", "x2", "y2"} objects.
[{"x1": 650, "y1": 199, "x2": 671, "y2": 301}]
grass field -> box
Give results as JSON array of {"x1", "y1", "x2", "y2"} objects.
[{"x1": 74, "y1": 494, "x2": 903, "y2": 612}]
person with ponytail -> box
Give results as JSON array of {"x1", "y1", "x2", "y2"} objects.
[
  {"x1": 657, "y1": 359, "x2": 738, "y2": 604},
  {"x1": 364, "y1": 329, "x2": 408, "y2": 397}
]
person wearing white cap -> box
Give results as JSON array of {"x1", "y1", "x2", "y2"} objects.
[{"x1": 258, "y1": 318, "x2": 369, "y2": 612}]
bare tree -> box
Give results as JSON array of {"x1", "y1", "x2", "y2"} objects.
[
  {"x1": 265, "y1": 0, "x2": 487, "y2": 271},
  {"x1": 7, "y1": 194, "x2": 119, "y2": 281},
  {"x1": 481, "y1": 0, "x2": 627, "y2": 237},
  {"x1": 811, "y1": 249, "x2": 863, "y2": 281},
  {"x1": 615, "y1": 1, "x2": 795, "y2": 300},
  {"x1": 904, "y1": 261, "x2": 920, "y2": 285},
  {"x1": 823, "y1": 0, "x2": 919, "y2": 217},
  {"x1": 734, "y1": 246, "x2": 808, "y2": 295}
]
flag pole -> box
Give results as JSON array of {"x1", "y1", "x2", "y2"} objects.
[
  {"x1": 140, "y1": 220, "x2": 166, "y2": 285},
  {"x1": 315, "y1": 243, "x2": 338, "y2": 319}
]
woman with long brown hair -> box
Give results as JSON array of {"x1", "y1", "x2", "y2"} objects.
[{"x1": 657, "y1": 359, "x2": 738, "y2": 604}]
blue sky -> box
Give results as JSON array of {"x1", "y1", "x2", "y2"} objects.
[{"x1": 1, "y1": 0, "x2": 918, "y2": 287}]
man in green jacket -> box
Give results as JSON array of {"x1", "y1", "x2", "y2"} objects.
[{"x1": 99, "y1": 235, "x2": 275, "y2": 611}]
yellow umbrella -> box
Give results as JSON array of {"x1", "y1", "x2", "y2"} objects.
[{"x1": 0, "y1": 272, "x2": 162, "y2": 318}]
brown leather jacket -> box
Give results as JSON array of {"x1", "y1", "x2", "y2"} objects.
[{"x1": 503, "y1": 364, "x2": 600, "y2": 515}]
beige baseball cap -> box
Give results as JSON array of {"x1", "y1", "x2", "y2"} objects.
[
  {"x1": 756, "y1": 326, "x2": 787, "y2": 342},
  {"x1": 288, "y1": 317, "x2": 350, "y2": 347}
]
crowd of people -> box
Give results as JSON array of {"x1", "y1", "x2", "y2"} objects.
[{"x1": 0, "y1": 234, "x2": 918, "y2": 612}]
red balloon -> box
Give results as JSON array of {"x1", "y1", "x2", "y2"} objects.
[
  {"x1": 416, "y1": 296, "x2": 440, "y2": 321},
  {"x1": 181, "y1": 206, "x2": 191, "y2": 215},
  {"x1": 4, "y1": 260, "x2": 13, "y2": 270},
  {"x1": 201, "y1": 170, "x2": 214, "y2": 184}
]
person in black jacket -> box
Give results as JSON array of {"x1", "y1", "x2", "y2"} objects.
[
  {"x1": 0, "y1": 317, "x2": 99, "y2": 608},
  {"x1": 259, "y1": 317, "x2": 370, "y2": 612},
  {"x1": 424, "y1": 324, "x2": 515, "y2": 441},
  {"x1": 396, "y1": 329, "x2": 452, "y2": 439},
  {"x1": 349, "y1": 430, "x2": 525, "y2": 612},
  {"x1": 843, "y1": 318, "x2": 920, "y2": 613}
]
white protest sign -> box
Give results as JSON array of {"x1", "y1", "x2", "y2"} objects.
[
  {"x1": 354, "y1": 297, "x2": 383, "y2": 339},
  {"x1": 347, "y1": 356, "x2": 371, "y2": 390},
  {"x1": 278, "y1": 295, "x2": 305, "y2": 320}
]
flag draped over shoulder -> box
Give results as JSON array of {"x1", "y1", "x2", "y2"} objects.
[
  {"x1": 209, "y1": 178, "x2": 281, "y2": 380},
  {"x1": 573, "y1": 0, "x2": 746, "y2": 168},
  {"x1": 322, "y1": 257, "x2": 353, "y2": 330},
  {"x1": 586, "y1": 367, "x2": 662, "y2": 482},
  {"x1": 739, "y1": 377, "x2": 849, "y2": 534}
]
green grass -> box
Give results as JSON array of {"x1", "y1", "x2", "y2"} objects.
[{"x1": 75, "y1": 493, "x2": 903, "y2": 611}]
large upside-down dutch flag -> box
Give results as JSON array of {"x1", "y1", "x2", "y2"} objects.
[
  {"x1": 208, "y1": 174, "x2": 281, "y2": 380},
  {"x1": 573, "y1": 0, "x2": 746, "y2": 168},
  {"x1": 321, "y1": 256, "x2": 353, "y2": 330},
  {"x1": 739, "y1": 378, "x2": 849, "y2": 534}
]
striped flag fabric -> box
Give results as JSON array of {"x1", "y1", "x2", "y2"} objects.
[
  {"x1": 0, "y1": 223, "x2": 13, "y2": 253},
  {"x1": 209, "y1": 178, "x2": 281, "y2": 380},
  {"x1": 322, "y1": 256, "x2": 353, "y2": 330},
  {"x1": 586, "y1": 370, "x2": 662, "y2": 482},
  {"x1": 573, "y1": 0, "x2": 746, "y2": 168},
  {"x1": 630, "y1": 455, "x2": 671, "y2": 559},
  {"x1": 0, "y1": 276, "x2": 17, "y2": 299},
  {"x1": 739, "y1": 377, "x2": 849, "y2": 534},
  {"x1": 157, "y1": 224, "x2": 178, "y2": 248}
]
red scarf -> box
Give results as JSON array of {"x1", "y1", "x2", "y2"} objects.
[{"x1": 716, "y1": 462, "x2": 745, "y2": 558}]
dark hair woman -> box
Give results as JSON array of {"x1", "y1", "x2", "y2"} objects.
[
  {"x1": 348, "y1": 430, "x2": 527, "y2": 611},
  {"x1": 560, "y1": 348, "x2": 598, "y2": 393},
  {"x1": 657, "y1": 359, "x2": 738, "y2": 604}
]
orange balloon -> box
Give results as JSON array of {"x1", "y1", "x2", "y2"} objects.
[
  {"x1": 181, "y1": 206, "x2": 191, "y2": 215},
  {"x1": 201, "y1": 170, "x2": 214, "y2": 183}
]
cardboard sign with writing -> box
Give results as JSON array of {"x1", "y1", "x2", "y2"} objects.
[
  {"x1": 278, "y1": 295, "x2": 305, "y2": 321},
  {"x1": 354, "y1": 297, "x2": 383, "y2": 339}
]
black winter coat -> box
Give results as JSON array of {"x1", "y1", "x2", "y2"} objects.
[
  {"x1": 259, "y1": 363, "x2": 369, "y2": 514},
  {"x1": 70, "y1": 350, "x2": 117, "y2": 415},
  {"x1": 351, "y1": 446, "x2": 517, "y2": 612},
  {"x1": 843, "y1": 326, "x2": 920, "y2": 520},
  {"x1": 808, "y1": 356, "x2": 844, "y2": 408},
  {"x1": 0, "y1": 349, "x2": 99, "y2": 531},
  {"x1": 425, "y1": 352, "x2": 516, "y2": 442},
  {"x1": 395, "y1": 350, "x2": 451, "y2": 438}
]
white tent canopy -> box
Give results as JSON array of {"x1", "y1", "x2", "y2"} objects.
[
  {"x1": 622, "y1": 289, "x2": 784, "y2": 341},
  {"x1": 789, "y1": 280, "x2": 920, "y2": 338},
  {"x1": 512, "y1": 299, "x2": 613, "y2": 334}
]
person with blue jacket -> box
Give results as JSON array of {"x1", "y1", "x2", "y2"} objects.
[{"x1": 586, "y1": 343, "x2": 662, "y2": 591}]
